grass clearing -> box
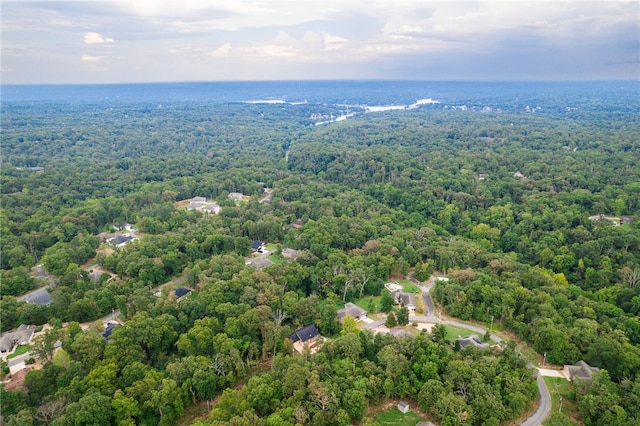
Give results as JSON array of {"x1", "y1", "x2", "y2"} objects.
[
  {"x1": 397, "y1": 280, "x2": 421, "y2": 293},
  {"x1": 517, "y1": 342, "x2": 541, "y2": 366},
  {"x1": 444, "y1": 325, "x2": 474, "y2": 341},
  {"x1": 543, "y1": 377, "x2": 580, "y2": 425},
  {"x1": 7, "y1": 345, "x2": 31, "y2": 359},
  {"x1": 266, "y1": 254, "x2": 281, "y2": 264},
  {"x1": 373, "y1": 407, "x2": 426, "y2": 425},
  {"x1": 354, "y1": 296, "x2": 382, "y2": 315}
]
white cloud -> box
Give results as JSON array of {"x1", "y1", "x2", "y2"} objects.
[
  {"x1": 84, "y1": 32, "x2": 114, "y2": 44},
  {"x1": 212, "y1": 43, "x2": 232, "y2": 58},
  {"x1": 81, "y1": 54, "x2": 105, "y2": 63}
]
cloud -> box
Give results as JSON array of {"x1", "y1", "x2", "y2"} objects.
[
  {"x1": 84, "y1": 32, "x2": 114, "y2": 44},
  {"x1": 81, "y1": 54, "x2": 107, "y2": 63},
  {"x1": 212, "y1": 43, "x2": 232, "y2": 58}
]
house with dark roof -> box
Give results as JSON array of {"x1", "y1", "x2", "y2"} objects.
[
  {"x1": 336, "y1": 303, "x2": 367, "y2": 321},
  {"x1": 393, "y1": 291, "x2": 416, "y2": 311},
  {"x1": 251, "y1": 240, "x2": 264, "y2": 251},
  {"x1": 102, "y1": 322, "x2": 119, "y2": 339},
  {"x1": 174, "y1": 287, "x2": 191, "y2": 298},
  {"x1": 456, "y1": 335, "x2": 491, "y2": 350},
  {"x1": 289, "y1": 324, "x2": 320, "y2": 343},
  {"x1": 288, "y1": 324, "x2": 324, "y2": 354},
  {"x1": 109, "y1": 234, "x2": 134, "y2": 247},
  {"x1": 25, "y1": 289, "x2": 53, "y2": 306},
  {"x1": 563, "y1": 360, "x2": 599, "y2": 382}
]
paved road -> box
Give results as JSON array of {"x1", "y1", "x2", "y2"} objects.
[
  {"x1": 518, "y1": 373, "x2": 552, "y2": 426},
  {"x1": 404, "y1": 274, "x2": 550, "y2": 425}
]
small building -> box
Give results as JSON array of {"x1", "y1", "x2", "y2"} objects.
[
  {"x1": 108, "y1": 234, "x2": 134, "y2": 248},
  {"x1": 397, "y1": 401, "x2": 410, "y2": 414},
  {"x1": 251, "y1": 240, "x2": 264, "y2": 251},
  {"x1": 248, "y1": 258, "x2": 274, "y2": 270},
  {"x1": 393, "y1": 291, "x2": 416, "y2": 311},
  {"x1": 288, "y1": 324, "x2": 324, "y2": 354},
  {"x1": 336, "y1": 303, "x2": 367, "y2": 321},
  {"x1": 25, "y1": 289, "x2": 53, "y2": 306},
  {"x1": 228, "y1": 192, "x2": 244, "y2": 201},
  {"x1": 563, "y1": 360, "x2": 599, "y2": 382},
  {"x1": 456, "y1": 335, "x2": 491, "y2": 350},
  {"x1": 174, "y1": 287, "x2": 191, "y2": 299},
  {"x1": 102, "y1": 322, "x2": 119, "y2": 339}
]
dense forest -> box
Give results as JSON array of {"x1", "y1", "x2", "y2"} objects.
[{"x1": 1, "y1": 81, "x2": 639, "y2": 425}]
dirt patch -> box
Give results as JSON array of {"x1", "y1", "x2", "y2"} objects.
[{"x1": 3, "y1": 367, "x2": 29, "y2": 391}]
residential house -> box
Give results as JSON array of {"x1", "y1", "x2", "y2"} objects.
[
  {"x1": 0, "y1": 324, "x2": 35, "y2": 353},
  {"x1": 248, "y1": 258, "x2": 274, "y2": 270},
  {"x1": 174, "y1": 287, "x2": 191, "y2": 299},
  {"x1": 336, "y1": 303, "x2": 367, "y2": 321},
  {"x1": 456, "y1": 335, "x2": 491, "y2": 350},
  {"x1": 393, "y1": 291, "x2": 416, "y2": 311},
  {"x1": 251, "y1": 240, "x2": 264, "y2": 251},
  {"x1": 109, "y1": 234, "x2": 134, "y2": 248},
  {"x1": 228, "y1": 192, "x2": 244, "y2": 201},
  {"x1": 102, "y1": 322, "x2": 119, "y2": 339},
  {"x1": 25, "y1": 289, "x2": 53, "y2": 306},
  {"x1": 563, "y1": 360, "x2": 599, "y2": 382},
  {"x1": 186, "y1": 197, "x2": 221, "y2": 214},
  {"x1": 288, "y1": 324, "x2": 324, "y2": 354}
]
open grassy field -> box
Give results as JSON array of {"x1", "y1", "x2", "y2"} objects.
[
  {"x1": 543, "y1": 377, "x2": 580, "y2": 425},
  {"x1": 373, "y1": 407, "x2": 427, "y2": 425},
  {"x1": 397, "y1": 280, "x2": 421, "y2": 293}
]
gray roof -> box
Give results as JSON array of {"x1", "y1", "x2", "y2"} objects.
[
  {"x1": 250, "y1": 258, "x2": 274, "y2": 269},
  {"x1": 0, "y1": 324, "x2": 35, "y2": 352},
  {"x1": 393, "y1": 291, "x2": 416, "y2": 307},
  {"x1": 565, "y1": 361, "x2": 599, "y2": 381},
  {"x1": 26, "y1": 289, "x2": 53, "y2": 306},
  {"x1": 336, "y1": 303, "x2": 367, "y2": 321},
  {"x1": 457, "y1": 335, "x2": 491, "y2": 350}
]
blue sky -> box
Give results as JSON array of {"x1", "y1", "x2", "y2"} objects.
[{"x1": 2, "y1": 0, "x2": 638, "y2": 84}]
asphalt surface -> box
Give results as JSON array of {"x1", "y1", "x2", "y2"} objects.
[{"x1": 518, "y1": 373, "x2": 552, "y2": 426}]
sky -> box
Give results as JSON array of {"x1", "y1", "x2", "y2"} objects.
[{"x1": 2, "y1": 0, "x2": 638, "y2": 84}]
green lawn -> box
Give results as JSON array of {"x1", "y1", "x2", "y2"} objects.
[
  {"x1": 444, "y1": 325, "x2": 475, "y2": 341},
  {"x1": 397, "y1": 280, "x2": 421, "y2": 293},
  {"x1": 354, "y1": 296, "x2": 382, "y2": 315},
  {"x1": 7, "y1": 344, "x2": 31, "y2": 359},
  {"x1": 373, "y1": 407, "x2": 427, "y2": 425},
  {"x1": 267, "y1": 254, "x2": 282, "y2": 264},
  {"x1": 543, "y1": 377, "x2": 579, "y2": 425},
  {"x1": 265, "y1": 243, "x2": 279, "y2": 251}
]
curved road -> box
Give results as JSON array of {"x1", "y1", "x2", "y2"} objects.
[{"x1": 406, "y1": 273, "x2": 551, "y2": 425}]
